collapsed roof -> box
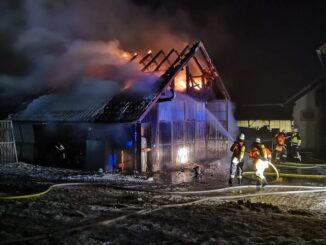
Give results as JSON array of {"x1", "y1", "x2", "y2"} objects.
[{"x1": 10, "y1": 41, "x2": 230, "y2": 123}]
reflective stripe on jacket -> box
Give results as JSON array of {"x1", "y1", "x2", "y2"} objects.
[
  {"x1": 249, "y1": 144, "x2": 267, "y2": 159},
  {"x1": 230, "y1": 141, "x2": 246, "y2": 160},
  {"x1": 291, "y1": 133, "x2": 301, "y2": 145}
]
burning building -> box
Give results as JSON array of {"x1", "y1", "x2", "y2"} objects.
[{"x1": 9, "y1": 41, "x2": 231, "y2": 173}]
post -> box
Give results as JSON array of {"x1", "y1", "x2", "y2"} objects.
[
  {"x1": 132, "y1": 123, "x2": 142, "y2": 174},
  {"x1": 186, "y1": 66, "x2": 190, "y2": 93}
]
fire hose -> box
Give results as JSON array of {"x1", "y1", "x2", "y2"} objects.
[
  {"x1": 2, "y1": 160, "x2": 324, "y2": 200},
  {"x1": 243, "y1": 161, "x2": 326, "y2": 183},
  {"x1": 243, "y1": 171, "x2": 326, "y2": 180},
  {"x1": 239, "y1": 160, "x2": 280, "y2": 184},
  {"x1": 2, "y1": 185, "x2": 326, "y2": 244},
  {"x1": 1, "y1": 158, "x2": 325, "y2": 200},
  {"x1": 276, "y1": 162, "x2": 326, "y2": 168},
  {"x1": 0, "y1": 183, "x2": 138, "y2": 200}
]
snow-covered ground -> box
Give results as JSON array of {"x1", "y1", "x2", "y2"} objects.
[
  {"x1": 1, "y1": 161, "x2": 326, "y2": 244},
  {"x1": 0, "y1": 162, "x2": 152, "y2": 183}
]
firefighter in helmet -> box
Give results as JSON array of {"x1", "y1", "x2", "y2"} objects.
[
  {"x1": 273, "y1": 130, "x2": 288, "y2": 163},
  {"x1": 229, "y1": 133, "x2": 246, "y2": 186},
  {"x1": 290, "y1": 127, "x2": 302, "y2": 162},
  {"x1": 249, "y1": 138, "x2": 268, "y2": 187}
]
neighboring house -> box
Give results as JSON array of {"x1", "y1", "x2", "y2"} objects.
[
  {"x1": 288, "y1": 43, "x2": 326, "y2": 155},
  {"x1": 9, "y1": 42, "x2": 231, "y2": 172},
  {"x1": 289, "y1": 74, "x2": 326, "y2": 154},
  {"x1": 236, "y1": 43, "x2": 326, "y2": 155}
]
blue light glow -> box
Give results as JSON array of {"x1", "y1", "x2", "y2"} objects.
[
  {"x1": 107, "y1": 152, "x2": 116, "y2": 172},
  {"x1": 126, "y1": 140, "x2": 133, "y2": 149},
  {"x1": 196, "y1": 112, "x2": 205, "y2": 121}
]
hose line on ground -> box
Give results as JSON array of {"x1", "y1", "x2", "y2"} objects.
[
  {"x1": 2, "y1": 185, "x2": 326, "y2": 245},
  {"x1": 276, "y1": 162, "x2": 326, "y2": 168},
  {"x1": 0, "y1": 183, "x2": 118, "y2": 200},
  {"x1": 243, "y1": 171, "x2": 326, "y2": 180}
]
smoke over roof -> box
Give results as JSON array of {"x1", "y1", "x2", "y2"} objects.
[
  {"x1": 2, "y1": 0, "x2": 325, "y2": 118},
  {"x1": 0, "y1": 0, "x2": 193, "y2": 118}
]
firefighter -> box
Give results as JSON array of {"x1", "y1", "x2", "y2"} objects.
[
  {"x1": 228, "y1": 133, "x2": 246, "y2": 186},
  {"x1": 273, "y1": 130, "x2": 287, "y2": 163},
  {"x1": 249, "y1": 138, "x2": 268, "y2": 187},
  {"x1": 55, "y1": 142, "x2": 66, "y2": 160},
  {"x1": 290, "y1": 128, "x2": 302, "y2": 162}
]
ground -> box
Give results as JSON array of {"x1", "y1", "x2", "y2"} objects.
[{"x1": 0, "y1": 160, "x2": 326, "y2": 245}]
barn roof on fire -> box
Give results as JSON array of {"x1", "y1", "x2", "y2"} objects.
[{"x1": 10, "y1": 42, "x2": 230, "y2": 123}]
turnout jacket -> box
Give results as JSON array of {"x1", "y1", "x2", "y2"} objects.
[
  {"x1": 249, "y1": 143, "x2": 267, "y2": 159},
  {"x1": 230, "y1": 141, "x2": 246, "y2": 161}
]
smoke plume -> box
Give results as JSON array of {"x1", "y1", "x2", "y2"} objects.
[{"x1": 0, "y1": 0, "x2": 193, "y2": 118}]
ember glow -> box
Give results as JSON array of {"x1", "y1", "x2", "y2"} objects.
[
  {"x1": 175, "y1": 73, "x2": 187, "y2": 92},
  {"x1": 122, "y1": 52, "x2": 131, "y2": 60},
  {"x1": 174, "y1": 71, "x2": 204, "y2": 92}
]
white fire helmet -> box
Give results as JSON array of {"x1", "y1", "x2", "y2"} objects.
[
  {"x1": 255, "y1": 138, "x2": 261, "y2": 144},
  {"x1": 239, "y1": 133, "x2": 245, "y2": 141}
]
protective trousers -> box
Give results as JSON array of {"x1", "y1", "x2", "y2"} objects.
[
  {"x1": 291, "y1": 144, "x2": 301, "y2": 162},
  {"x1": 229, "y1": 158, "x2": 244, "y2": 184}
]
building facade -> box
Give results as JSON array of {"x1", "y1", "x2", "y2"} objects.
[
  {"x1": 10, "y1": 42, "x2": 232, "y2": 172},
  {"x1": 292, "y1": 76, "x2": 326, "y2": 154}
]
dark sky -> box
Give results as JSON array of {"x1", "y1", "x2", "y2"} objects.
[
  {"x1": 1, "y1": 0, "x2": 326, "y2": 118},
  {"x1": 149, "y1": 0, "x2": 326, "y2": 104}
]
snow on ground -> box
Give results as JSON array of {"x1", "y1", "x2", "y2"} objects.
[
  {"x1": 1, "y1": 161, "x2": 326, "y2": 244},
  {"x1": 63, "y1": 173, "x2": 153, "y2": 183},
  {"x1": 0, "y1": 162, "x2": 152, "y2": 184}
]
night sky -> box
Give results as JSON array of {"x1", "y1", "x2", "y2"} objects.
[{"x1": 1, "y1": 0, "x2": 326, "y2": 118}]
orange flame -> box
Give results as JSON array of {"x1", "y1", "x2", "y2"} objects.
[
  {"x1": 121, "y1": 52, "x2": 131, "y2": 60},
  {"x1": 174, "y1": 70, "x2": 186, "y2": 92},
  {"x1": 174, "y1": 71, "x2": 204, "y2": 92}
]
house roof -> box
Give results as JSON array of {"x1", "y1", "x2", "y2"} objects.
[
  {"x1": 235, "y1": 73, "x2": 326, "y2": 121},
  {"x1": 10, "y1": 42, "x2": 230, "y2": 123},
  {"x1": 9, "y1": 81, "x2": 115, "y2": 122},
  {"x1": 283, "y1": 72, "x2": 326, "y2": 106},
  {"x1": 236, "y1": 52, "x2": 326, "y2": 120}
]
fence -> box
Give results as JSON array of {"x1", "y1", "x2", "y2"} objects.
[{"x1": 0, "y1": 121, "x2": 18, "y2": 163}]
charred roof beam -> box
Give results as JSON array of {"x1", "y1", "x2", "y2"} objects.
[
  {"x1": 138, "y1": 43, "x2": 197, "y2": 122},
  {"x1": 154, "y1": 48, "x2": 175, "y2": 72},
  {"x1": 142, "y1": 50, "x2": 164, "y2": 72},
  {"x1": 197, "y1": 42, "x2": 230, "y2": 99},
  {"x1": 129, "y1": 53, "x2": 138, "y2": 62},
  {"x1": 138, "y1": 51, "x2": 154, "y2": 65}
]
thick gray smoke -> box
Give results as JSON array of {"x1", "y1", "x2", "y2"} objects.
[{"x1": 0, "y1": 0, "x2": 193, "y2": 118}]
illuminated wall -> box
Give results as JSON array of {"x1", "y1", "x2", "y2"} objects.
[
  {"x1": 237, "y1": 120, "x2": 293, "y2": 132},
  {"x1": 146, "y1": 95, "x2": 228, "y2": 171}
]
